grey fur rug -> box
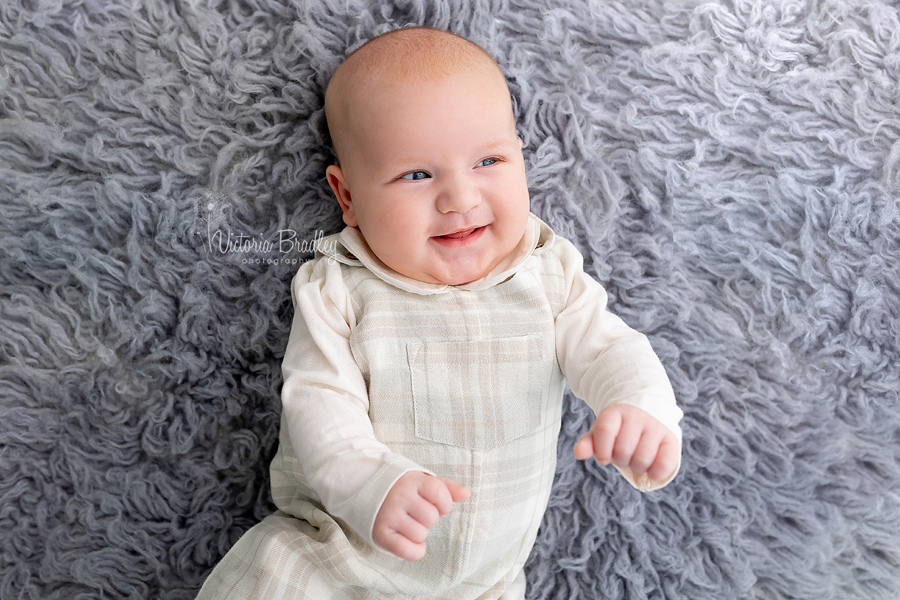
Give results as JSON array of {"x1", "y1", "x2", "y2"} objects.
[{"x1": 2, "y1": 0, "x2": 899, "y2": 598}]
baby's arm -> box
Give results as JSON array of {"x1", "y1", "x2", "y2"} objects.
[
  {"x1": 550, "y1": 235, "x2": 683, "y2": 490},
  {"x1": 282, "y1": 258, "x2": 441, "y2": 554},
  {"x1": 373, "y1": 473, "x2": 470, "y2": 561}
]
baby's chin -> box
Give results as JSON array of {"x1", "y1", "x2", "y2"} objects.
[
  {"x1": 391, "y1": 258, "x2": 493, "y2": 286},
  {"x1": 428, "y1": 234, "x2": 528, "y2": 285},
  {"x1": 421, "y1": 254, "x2": 510, "y2": 286}
]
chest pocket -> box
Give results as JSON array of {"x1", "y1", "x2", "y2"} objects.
[{"x1": 407, "y1": 334, "x2": 546, "y2": 452}]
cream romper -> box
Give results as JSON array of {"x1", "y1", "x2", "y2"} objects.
[{"x1": 196, "y1": 214, "x2": 683, "y2": 600}]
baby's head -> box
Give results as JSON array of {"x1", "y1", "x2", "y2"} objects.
[{"x1": 324, "y1": 27, "x2": 530, "y2": 286}]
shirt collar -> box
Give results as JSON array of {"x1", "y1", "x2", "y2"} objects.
[{"x1": 315, "y1": 213, "x2": 554, "y2": 295}]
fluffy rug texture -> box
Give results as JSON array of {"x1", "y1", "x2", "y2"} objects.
[{"x1": 2, "y1": 0, "x2": 899, "y2": 598}]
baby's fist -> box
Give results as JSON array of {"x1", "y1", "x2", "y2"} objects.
[
  {"x1": 373, "y1": 472, "x2": 470, "y2": 561},
  {"x1": 574, "y1": 404, "x2": 679, "y2": 484}
]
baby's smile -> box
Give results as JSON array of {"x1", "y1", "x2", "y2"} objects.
[{"x1": 432, "y1": 225, "x2": 486, "y2": 245}]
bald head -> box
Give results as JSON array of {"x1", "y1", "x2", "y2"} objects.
[{"x1": 324, "y1": 27, "x2": 511, "y2": 165}]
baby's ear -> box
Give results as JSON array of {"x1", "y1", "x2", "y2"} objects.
[{"x1": 326, "y1": 165, "x2": 358, "y2": 227}]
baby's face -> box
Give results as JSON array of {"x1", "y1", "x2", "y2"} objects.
[{"x1": 326, "y1": 67, "x2": 530, "y2": 286}]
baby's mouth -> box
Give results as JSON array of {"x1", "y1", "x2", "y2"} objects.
[{"x1": 440, "y1": 227, "x2": 481, "y2": 239}]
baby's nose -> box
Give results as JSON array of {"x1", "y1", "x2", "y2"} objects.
[{"x1": 436, "y1": 176, "x2": 481, "y2": 214}]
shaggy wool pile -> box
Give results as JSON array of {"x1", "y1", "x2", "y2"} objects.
[{"x1": 2, "y1": 0, "x2": 899, "y2": 598}]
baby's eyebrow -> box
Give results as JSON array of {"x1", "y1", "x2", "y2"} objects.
[
  {"x1": 375, "y1": 158, "x2": 424, "y2": 178},
  {"x1": 476, "y1": 139, "x2": 518, "y2": 154}
]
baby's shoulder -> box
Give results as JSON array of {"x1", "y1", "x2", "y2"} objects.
[
  {"x1": 288, "y1": 249, "x2": 359, "y2": 311},
  {"x1": 528, "y1": 221, "x2": 587, "y2": 278}
]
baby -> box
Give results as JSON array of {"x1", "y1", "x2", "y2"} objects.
[{"x1": 197, "y1": 26, "x2": 682, "y2": 600}]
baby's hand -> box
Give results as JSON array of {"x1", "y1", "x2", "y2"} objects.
[
  {"x1": 574, "y1": 404, "x2": 679, "y2": 484},
  {"x1": 372, "y1": 471, "x2": 470, "y2": 561}
]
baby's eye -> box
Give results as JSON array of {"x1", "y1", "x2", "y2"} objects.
[
  {"x1": 476, "y1": 158, "x2": 499, "y2": 168},
  {"x1": 400, "y1": 171, "x2": 431, "y2": 181}
]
